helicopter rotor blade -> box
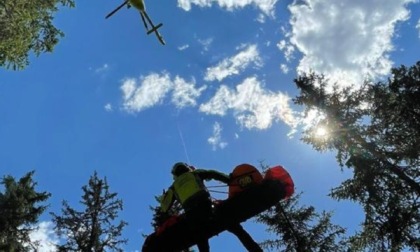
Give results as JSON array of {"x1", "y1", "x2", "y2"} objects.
[{"x1": 105, "y1": 0, "x2": 129, "y2": 19}]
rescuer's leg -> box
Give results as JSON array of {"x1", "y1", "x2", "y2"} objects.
[{"x1": 227, "y1": 223, "x2": 263, "y2": 252}]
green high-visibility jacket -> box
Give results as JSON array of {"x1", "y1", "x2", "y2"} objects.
[{"x1": 161, "y1": 169, "x2": 229, "y2": 213}]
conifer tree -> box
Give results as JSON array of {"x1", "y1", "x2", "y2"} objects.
[
  {"x1": 257, "y1": 193, "x2": 347, "y2": 252},
  {"x1": 0, "y1": 0, "x2": 74, "y2": 70},
  {"x1": 0, "y1": 171, "x2": 51, "y2": 251},
  {"x1": 51, "y1": 171, "x2": 127, "y2": 251},
  {"x1": 293, "y1": 62, "x2": 420, "y2": 251}
]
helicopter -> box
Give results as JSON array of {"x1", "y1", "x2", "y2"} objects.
[{"x1": 106, "y1": 0, "x2": 165, "y2": 45}]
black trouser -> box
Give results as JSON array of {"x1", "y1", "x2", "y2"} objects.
[
  {"x1": 184, "y1": 195, "x2": 213, "y2": 252},
  {"x1": 227, "y1": 224, "x2": 263, "y2": 252},
  {"x1": 185, "y1": 196, "x2": 263, "y2": 252}
]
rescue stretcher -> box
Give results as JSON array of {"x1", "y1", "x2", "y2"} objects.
[{"x1": 142, "y1": 165, "x2": 294, "y2": 252}]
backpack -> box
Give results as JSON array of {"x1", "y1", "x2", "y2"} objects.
[
  {"x1": 228, "y1": 163, "x2": 263, "y2": 198},
  {"x1": 264, "y1": 165, "x2": 295, "y2": 199}
]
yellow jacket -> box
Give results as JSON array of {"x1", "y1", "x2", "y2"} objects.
[{"x1": 161, "y1": 169, "x2": 229, "y2": 212}]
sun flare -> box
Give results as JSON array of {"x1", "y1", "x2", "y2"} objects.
[{"x1": 314, "y1": 127, "x2": 329, "y2": 138}]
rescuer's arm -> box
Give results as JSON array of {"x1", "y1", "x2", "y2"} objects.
[
  {"x1": 195, "y1": 169, "x2": 230, "y2": 184},
  {"x1": 160, "y1": 187, "x2": 175, "y2": 213}
]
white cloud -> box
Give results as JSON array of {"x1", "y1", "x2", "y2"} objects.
[
  {"x1": 177, "y1": 0, "x2": 279, "y2": 17},
  {"x1": 28, "y1": 221, "x2": 59, "y2": 252},
  {"x1": 277, "y1": 40, "x2": 295, "y2": 62},
  {"x1": 93, "y1": 63, "x2": 109, "y2": 74},
  {"x1": 204, "y1": 44, "x2": 263, "y2": 82},
  {"x1": 104, "y1": 103, "x2": 113, "y2": 112},
  {"x1": 172, "y1": 76, "x2": 207, "y2": 108},
  {"x1": 207, "y1": 122, "x2": 228, "y2": 150},
  {"x1": 121, "y1": 73, "x2": 172, "y2": 113},
  {"x1": 199, "y1": 77, "x2": 297, "y2": 130},
  {"x1": 198, "y1": 37, "x2": 214, "y2": 52},
  {"x1": 96, "y1": 64, "x2": 109, "y2": 73},
  {"x1": 178, "y1": 44, "x2": 190, "y2": 51},
  {"x1": 288, "y1": 0, "x2": 416, "y2": 87},
  {"x1": 121, "y1": 73, "x2": 206, "y2": 113},
  {"x1": 280, "y1": 64, "x2": 289, "y2": 74},
  {"x1": 256, "y1": 13, "x2": 266, "y2": 23},
  {"x1": 416, "y1": 19, "x2": 420, "y2": 38}
]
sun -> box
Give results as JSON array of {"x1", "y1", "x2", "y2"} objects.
[{"x1": 314, "y1": 126, "x2": 329, "y2": 139}]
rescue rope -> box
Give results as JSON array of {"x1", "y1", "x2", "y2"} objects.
[
  {"x1": 176, "y1": 121, "x2": 190, "y2": 164},
  {"x1": 208, "y1": 189, "x2": 228, "y2": 194},
  {"x1": 207, "y1": 185, "x2": 228, "y2": 188}
]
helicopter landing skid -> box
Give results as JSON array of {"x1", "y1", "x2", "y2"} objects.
[{"x1": 146, "y1": 23, "x2": 163, "y2": 35}]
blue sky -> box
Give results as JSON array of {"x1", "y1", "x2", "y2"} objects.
[{"x1": 1, "y1": 0, "x2": 420, "y2": 251}]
